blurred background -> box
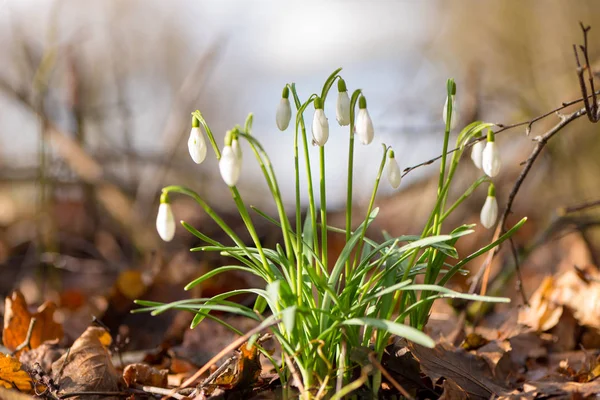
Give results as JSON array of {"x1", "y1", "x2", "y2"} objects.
[{"x1": 1, "y1": 0, "x2": 600, "y2": 353}]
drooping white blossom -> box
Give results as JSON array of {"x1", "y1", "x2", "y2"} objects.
[
  {"x1": 386, "y1": 150, "x2": 402, "y2": 189},
  {"x1": 336, "y1": 78, "x2": 350, "y2": 126},
  {"x1": 156, "y1": 202, "x2": 176, "y2": 242},
  {"x1": 188, "y1": 126, "x2": 207, "y2": 164},
  {"x1": 470, "y1": 138, "x2": 485, "y2": 170},
  {"x1": 355, "y1": 96, "x2": 374, "y2": 145},
  {"x1": 312, "y1": 97, "x2": 329, "y2": 146},
  {"x1": 480, "y1": 185, "x2": 498, "y2": 229},
  {"x1": 276, "y1": 97, "x2": 292, "y2": 131},
  {"x1": 482, "y1": 131, "x2": 501, "y2": 177},
  {"x1": 219, "y1": 144, "x2": 242, "y2": 187}
]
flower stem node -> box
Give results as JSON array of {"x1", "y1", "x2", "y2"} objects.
[
  {"x1": 480, "y1": 184, "x2": 498, "y2": 229},
  {"x1": 336, "y1": 79, "x2": 351, "y2": 126},
  {"x1": 470, "y1": 133, "x2": 484, "y2": 170},
  {"x1": 482, "y1": 130, "x2": 501, "y2": 177},
  {"x1": 276, "y1": 87, "x2": 292, "y2": 131},
  {"x1": 356, "y1": 95, "x2": 374, "y2": 145},
  {"x1": 156, "y1": 194, "x2": 176, "y2": 242},
  {"x1": 312, "y1": 96, "x2": 329, "y2": 146},
  {"x1": 219, "y1": 137, "x2": 243, "y2": 187},
  {"x1": 386, "y1": 149, "x2": 402, "y2": 189}
]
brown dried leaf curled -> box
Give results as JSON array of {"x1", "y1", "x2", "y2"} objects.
[
  {"x1": 51, "y1": 327, "x2": 123, "y2": 400},
  {"x1": 123, "y1": 363, "x2": 168, "y2": 388}
]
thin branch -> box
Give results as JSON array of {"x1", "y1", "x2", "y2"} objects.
[
  {"x1": 10, "y1": 318, "x2": 37, "y2": 355},
  {"x1": 469, "y1": 106, "x2": 588, "y2": 296},
  {"x1": 368, "y1": 352, "x2": 414, "y2": 400},
  {"x1": 559, "y1": 198, "x2": 600, "y2": 214},
  {"x1": 401, "y1": 90, "x2": 600, "y2": 178}
]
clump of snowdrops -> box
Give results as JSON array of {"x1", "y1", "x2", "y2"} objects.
[{"x1": 138, "y1": 68, "x2": 525, "y2": 398}]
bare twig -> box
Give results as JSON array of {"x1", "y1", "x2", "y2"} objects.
[
  {"x1": 10, "y1": 318, "x2": 37, "y2": 355},
  {"x1": 401, "y1": 90, "x2": 600, "y2": 178},
  {"x1": 573, "y1": 23, "x2": 599, "y2": 123},
  {"x1": 368, "y1": 352, "x2": 414, "y2": 400},
  {"x1": 162, "y1": 318, "x2": 281, "y2": 399},
  {"x1": 469, "y1": 106, "x2": 588, "y2": 296},
  {"x1": 559, "y1": 198, "x2": 600, "y2": 215}
]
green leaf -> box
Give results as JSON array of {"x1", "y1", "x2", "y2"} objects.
[
  {"x1": 341, "y1": 318, "x2": 435, "y2": 348},
  {"x1": 185, "y1": 265, "x2": 260, "y2": 291}
]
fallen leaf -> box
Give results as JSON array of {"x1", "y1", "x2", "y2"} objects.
[
  {"x1": 3, "y1": 291, "x2": 64, "y2": 355},
  {"x1": 439, "y1": 378, "x2": 468, "y2": 400},
  {"x1": 519, "y1": 265, "x2": 600, "y2": 332},
  {"x1": 409, "y1": 342, "x2": 509, "y2": 400},
  {"x1": 18, "y1": 340, "x2": 64, "y2": 373},
  {"x1": 0, "y1": 386, "x2": 35, "y2": 400},
  {"x1": 123, "y1": 363, "x2": 168, "y2": 388},
  {"x1": 203, "y1": 342, "x2": 262, "y2": 395},
  {"x1": 51, "y1": 327, "x2": 123, "y2": 399},
  {"x1": 0, "y1": 353, "x2": 33, "y2": 392}
]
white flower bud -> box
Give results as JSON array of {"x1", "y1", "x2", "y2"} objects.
[
  {"x1": 188, "y1": 127, "x2": 207, "y2": 164},
  {"x1": 336, "y1": 91, "x2": 350, "y2": 126},
  {"x1": 355, "y1": 96, "x2": 374, "y2": 145},
  {"x1": 156, "y1": 202, "x2": 176, "y2": 242},
  {"x1": 480, "y1": 194, "x2": 498, "y2": 229},
  {"x1": 386, "y1": 151, "x2": 402, "y2": 189},
  {"x1": 470, "y1": 140, "x2": 485, "y2": 170},
  {"x1": 482, "y1": 140, "x2": 501, "y2": 177},
  {"x1": 276, "y1": 97, "x2": 292, "y2": 131},
  {"x1": 443, "y1": 95, "x2": 458, "y2": 130},
  {"x1": 219, "y1": 144, "x2": 242, "y2": 187},
  {"x1": 312, "y1": 108, "x2": 329, "y2": 146}
]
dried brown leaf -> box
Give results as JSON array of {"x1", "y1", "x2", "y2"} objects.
[
  {"x1": 2, "y1": 291, "x2": 63, "y2": 355},
  {"x1": 51, "y1": 327, "x2": 123, "y2": 400},
  {"x1": 122, "y1": 363, "x2": 168, "y2": 388},
  {"x1": 409, "y1": 342, "x2": 509, "y2": 400}
]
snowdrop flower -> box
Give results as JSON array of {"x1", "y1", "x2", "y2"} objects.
[
  {"x1": 336, "y1": 78, "x2": 350, "y2": 126},
  {"x1": 480, "y1": 184, "x2": 498, "y2": 229},
  {"x1": 219, "y1": 134, "x2": 242, "y2": 187},
  {"x1": 386, "y1": 149, "x2": 402, "y2": 189},
  {"x1": 355, "y1": 95, "x2": 374, "y2": 145},
  {"x1": 156, "y1": 193, "x2": 176, "y2": 242},
  {"x1": 312, "y1": 96, "x2": 329, "y2": 146},
  {"x1": 482, "y1": 130, "x2": 501, "y2": 177},
  {"x1": 276, "y1": 86, "x2": 292, "y2": 131},
  {"x1": 188, "y1": 117, "x2": 207, "y2": 164},
  {"x1": 443, "y1": 95, "x2": 458, "y2": 130},
  {"x1": 470, "y1": 133, "x2": 485, "y2": 170}
]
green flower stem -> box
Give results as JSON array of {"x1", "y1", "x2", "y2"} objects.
[
  {"x1": 161, "y1": 185, "x2": 272, "y2": 279},
  {"x1": 345, "y1": 89, "x2": 363, "y2": 281},
  {"x1": 352, "y1": 144, "x2": 389, "y2": 276},
  {"x1": 320, "y1": 146, "x2": 328, "y2": 275},
  {"x1": 187, "y1": 113, "x2": 271, "y2": 278},
  {"x1": 291, "y1": 86, "x2": 318, "y2": 302},
  {"x1": 238, "y1": 133, "x2": 296, "y2": 269}
]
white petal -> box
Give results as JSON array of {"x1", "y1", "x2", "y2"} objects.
[
  {"x1": 386, "y1": 157, "x2": 402, "y2": 189},
  {"x1": 188, "y1": 127, "x2": 207, "y2": 164},
  {"x1": 219, "y1": 145, "x2": 242, "y2": 187},
  {"x1": 276, "y1": 98, "x2": 292, "y2": 131},
  {"x1": 443, "y1": 96, "x2": 458, "y2": 130},
  {"x1": 336, "y1": 91, "x2": 351, "y2": 126},
  {"x1": 156, "y1": 203, "x2": 176, "y2": 242},
  {"x1": 356, "y1": 109, "x2": 374, "y2": 145},
  {"x1": 232, "y1": 138, "x2": 242, "y2": 162},
  {"x1": 482, "y1": 142, "x2": 501, "y2": 177},
  {"x1": 470, "y1": 140, "x2": 485, "y2": 170},
  {"x1": 312, "y1": 109, "x2": 329, "y2": 146},
  {"x1": 480, "y1": 196, "x2": 498, "y2": 229}
]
